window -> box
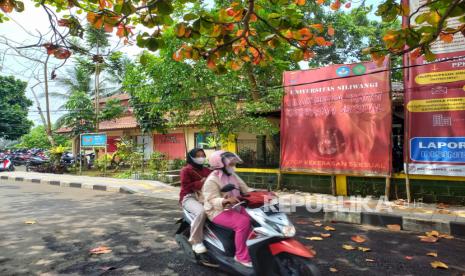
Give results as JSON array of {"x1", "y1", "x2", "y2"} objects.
[{"x1": 195, "y1": 132, "x2": 216, "y2": 149}]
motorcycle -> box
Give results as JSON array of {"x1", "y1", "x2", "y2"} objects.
[
  {"x1": 175, "y1": 184, "x2": 320, "y2": 276},
  {"x1": 11, "y1": 150, "x2": 30, "y2": 166},
  {"x1": 25, "y1": 155, "x2": 49, "y2": 172},
  {"x1": 0, "y1": 154, "x2": 15, "y2": 172}
]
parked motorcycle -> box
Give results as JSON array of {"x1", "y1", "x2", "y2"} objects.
[
  {"x1": 175, "y1": 184, "x2": 320, "y2": 276},
  {"x1": 25, "y1": 155, "x2": 49, "y2": 172},
  {"x1": 11, "y1": 150, "x2": 30, "y2": 166},
  {"x1": 0, "y1": 154, "x2": 15, "y2": 172}
]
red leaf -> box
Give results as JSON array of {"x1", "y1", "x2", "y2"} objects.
[
  {"x1": 0, "y1": 0, "x2": 14, "y2": 13},
  {"x1": 53, "y1": 48, "x2": 71, "y2": 59},
  {"x1": 330, "y1": 0, "x2": 341, "y2": 10},
  {"x1": 57, "y1": 19, "x2": 70, "y2": 27},
  {"x1": 303, "y1": 50, "x2": 315, "y2": 60},
  {"x1": 172, "y1": 50, "x2": 183, "y2": 62},
  {"x1": 207, "y1": 58, "x2": 216, "y2": 69},
  {"x1": 314, "y1": 37, "x2": 326, "y2": 46},
  {"x1": 439, "y1": 33, "x2": 454, "y2": 44},
  {"x1": 327, "y1": 26, "x2": 335, "y2": 37},
  {"x1": 351, "y1": 235, "x2": 366, "y2": 243}
]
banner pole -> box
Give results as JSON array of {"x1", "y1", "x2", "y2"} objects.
[
  {"x1": 79, "y1": 134, "x2": 82, "y2": 176},
  {"x1": 104, "y1": 146, "x2": 107, "y2": 177},
  {"x1": 331, "y1": 175, "x2": 336, "y2": 196},
  {"x1": 403, "y1": 31, "x2": 412, "y2": 203},
  {"x1": 386, "y1": 56, "x2": 393, "y2": 201},
  {"x1": 405, "y1": 109, "x2": 412, "y2": 203},
  {"x1": 385, "y1": 177, "x2": 391, "y2": 201}
]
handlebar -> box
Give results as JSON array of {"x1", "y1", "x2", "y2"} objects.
[{"x1": 225, "y1": 201, "x2": 247, "y2": 210}]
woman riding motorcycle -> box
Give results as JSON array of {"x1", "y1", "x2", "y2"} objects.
[
  {"x1": 179, "y1": 148, "x2": 212, "y2": 254},
  {"x1": 202, "y1": 150, "x2": 253, "y2": 268}
]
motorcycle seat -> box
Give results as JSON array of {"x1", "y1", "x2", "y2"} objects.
[{"x1": 205, "y1": 220, "x2": 235, "y2": 236}]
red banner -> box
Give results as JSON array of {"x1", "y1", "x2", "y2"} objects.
[
  {"x1": 404, "y1": 0, "x2": 465, "y2": 176},
  {"x1": 153, "y1": 133, "x2": 186, "y2": 159},
  {"x1": 281, "y1": 60, "x2": 392, "y2": 176}
]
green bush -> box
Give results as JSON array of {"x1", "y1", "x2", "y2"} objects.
[
  {"x1": 95, "y1": 153, "x2": 112, "y2": 172},
  {"x1": 148, "y1": 151, "x2": 169, "y2": 172},
  {"x1": 128, "y1": 152, "x2": 144, "y2": 173},
  {"x1": 171, "y1": 158, "x2": 186, "y2": 170}
]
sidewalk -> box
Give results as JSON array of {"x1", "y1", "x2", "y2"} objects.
[
  {"x1": 1, "y1": 171, "x2": 465, "y2": 237},
  {"x1": 0, "y1": 171, "x2": 179, "y2": 201},
  {"x1": 277, "y1": 192, "x2": 465, "y2": 237}
]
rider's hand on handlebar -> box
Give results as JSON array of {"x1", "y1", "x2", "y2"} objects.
[{"x1": 222, "y1": 196, "x2": 240, "y2": 206}]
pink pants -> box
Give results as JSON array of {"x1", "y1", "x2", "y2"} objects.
[{"x1": 212, "y1": 207, "x2": 251, "y2": 262}]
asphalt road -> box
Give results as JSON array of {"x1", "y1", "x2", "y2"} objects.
[{"x1": 0, "y1": 180, "x2": 464, "y2": 276}]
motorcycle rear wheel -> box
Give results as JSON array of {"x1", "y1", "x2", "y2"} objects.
[{"x1": 274, "y1": 253, "x2": 320, "y2": 276}]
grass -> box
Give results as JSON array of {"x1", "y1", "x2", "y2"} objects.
[{"x1": 67, "y1": 168, "x2": 130, "y2": 178}]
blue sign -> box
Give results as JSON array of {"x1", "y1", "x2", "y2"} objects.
[
  {"x1": 336, "y1": 66, "x2": 350, "y2": 77},
  {"x1": 81, "y1": 133, "x2": 107, "y2": 147},
  {"x1": 410, "y1": 137, "x2": 465, "y2": 163}
]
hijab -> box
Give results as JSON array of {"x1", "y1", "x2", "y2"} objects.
[{"x1": 186, "y1": 148, "x2": 206, "y2": 170}]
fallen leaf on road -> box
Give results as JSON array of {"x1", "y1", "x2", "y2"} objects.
[
  {"x1": 313, "y1": 220, "x2": 321, "y2": 223},
  {"x1": 24, "y1": 220, "x2": 37, "y2": 224},
  {"x1": 394, "y1": 199, "x2": 406, "y2": 205},
  {"x1": 321, "y1": 233, "x2": 331, "y2": 238},
  {"x1": 437, "y1": 209, "x2": 451, "y2": 215},
  {"x1": 314, "y1": 223, "x2": 323, "y2": 227},
  {"x1": 90, "y1": 246, "x2": 112, "y2": 254},
  {"x1": 405, "y1": 256, "x2": 413, "y2": 260},
  {"x1": 324, "y1": 226, "x2": 336, "y2": 231},
  {"x1": 436, "y1": 203, "x2": 449, "y2": 209},
  {"x1": 305, "y1": 236, "x2": 324, "y2": 241},
  {"x1": 419, "y1": 236, "x2": 438, "y2": 243},
  {"x1": 295, "y1": 219, "x2": 309, "y2": 225},
  {"x1": 342, "y1": 244, "x2": 355, "y2": 250},
  {"x1": 426, "y1": 252, "x2": 438, "y2": 257},
  {"x1": 351, "y1": 235, "x2": 366, "y2": 243},
  {"x1": 365, "y1": 258, "x2": 375, "y2": 262},
  {"x1": 100, "y1": 266, "x2": 117, "y2": 272},
  {"x1": 329, "y1": 267, "x2": 338, "y2": 272},
  {"x1": 357, "y1": 247, "x2": 371, "y2": 252},
  {"x1": 426, "y1": 231, "x2": 439, "y2": 237},
  {"x1": 439, "y1": 234, "x2": 454, "y2": 239},
  {"x1": 431, "y1": 261, "x2": 448, "y2": 269},
  {"x1": 387, "y1": 224, "x2": 401, "y2": 231}
]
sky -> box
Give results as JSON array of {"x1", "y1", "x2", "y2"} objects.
[
  {"x1": 0, "y1": 0, "x2": 380, "y2": 127},
  {"x1": 0, "y1": 1, "x2": 144, "y2": 126}
]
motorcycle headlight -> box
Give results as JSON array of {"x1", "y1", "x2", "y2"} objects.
[{"x1": 282, "y1": 225, "x2": 296, "y2": 237}]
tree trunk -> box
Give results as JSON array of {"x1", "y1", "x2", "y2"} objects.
[
  {"x1": 246, "y1": 65, "x2": 261, "y2": 101},
  {"x1": 95, "y1": 62, "x2": 101, "y2": 132},
  {"x1": 30, "y1": 83, "x2": 48, "y2": 133},
  {"x1": 43, "y1": 55, "x2": 56, "y2": 147}
]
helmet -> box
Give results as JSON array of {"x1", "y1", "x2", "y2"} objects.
[{"x1": 209, "y1": 150, "x2": 243, "y2": 169}]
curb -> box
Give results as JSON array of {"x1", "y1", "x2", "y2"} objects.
[
  {"x1": 3, "y1": 174, "x2": 464, "y2": 237},
  {"x1": 0, "y1": 175, "x2": 137, "y2": 196},
  {"x1": 322, "y1": 209, "x2": 465, "y2": 237}
]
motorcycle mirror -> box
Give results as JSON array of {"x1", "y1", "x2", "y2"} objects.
[{"x1": 220, "y1": 183, "x2": 236, "y2": 193}]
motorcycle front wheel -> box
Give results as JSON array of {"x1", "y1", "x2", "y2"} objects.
[{"x1": 273, "y1": 253, "x2": 320, "y2": 276}]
